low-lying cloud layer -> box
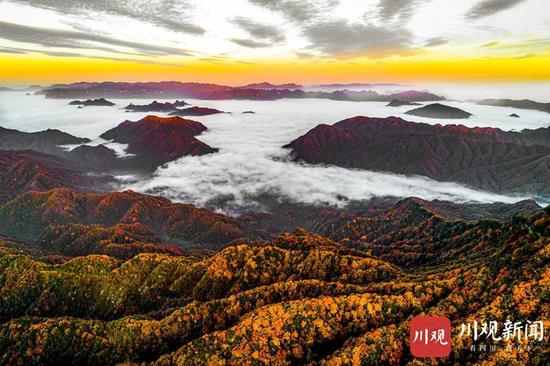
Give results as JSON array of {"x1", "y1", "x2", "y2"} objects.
[
  {"x1": 116, "y1": 97, "x2": 543, "y2": 212},
  {"x1": 2, "y1": 91, "x2": 547, "y2": 214},
  {"x1": 130, "y1": 151, "x2": 526, "y2": 212}
]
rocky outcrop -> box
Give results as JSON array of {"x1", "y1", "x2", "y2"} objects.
[{"x1": 124, "y1": 100, "x2": 179, "y2": 112}]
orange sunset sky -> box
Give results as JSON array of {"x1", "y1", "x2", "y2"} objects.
[{"x1": 0, "y1": 0, "x2": 549, "y2": 86}]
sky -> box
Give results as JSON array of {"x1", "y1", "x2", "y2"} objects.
[{"x1": 0, "y1": 0, "x2": 549, "y2": 85}]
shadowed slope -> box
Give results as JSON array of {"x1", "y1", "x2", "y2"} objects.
[
  {"x1": 285, "y1": 116, "x2": 550, "y2": 196},
  {"x1": 312, "y1": 197, "x2": 542, "y2": 267},
  {"x1": 0, "y1": 189, "x2": 243, "y2": 248},
  {"x1": 0, "y1": 126, "x2": 118, "y2": 171},
  {"x1": 0, "y1": 150, "x2": 108, "y2": 204}
]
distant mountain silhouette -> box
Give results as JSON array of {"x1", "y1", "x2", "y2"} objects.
[
  {"x1": 169, "y1": 106, "x2": 225, "y2": 116},
  {"x1": 38, "y1": 81, "x2": 445, "y2": 102},
  {"x1": 0, "y1": 125, "x2": 117, "y2": 171},
  {"x1": 238, "y1": 82, "x2": 303, "y2": 90},
  {"x1": 477, "y1": 98, "x2": 550, "y2": 114},
  {"x1": 405, "y1": 103, "x2": 472, "y2": 118},
  {"x1": 386, "y1": 99, "x2": 421, "y2": 107},
  {"x1": 69, "y1": 98, "x2": 115, "y2": 106},
  {"x1": 388, "y1": 90, "x2": 444, "y2": 101},
  {"x1": 124, "y1": 100, "x2": 185, "y2": 112}
]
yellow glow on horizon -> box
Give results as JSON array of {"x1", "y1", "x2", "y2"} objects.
[{"x1": 1, "y1": 53, "x2": 550, "y2": 85}]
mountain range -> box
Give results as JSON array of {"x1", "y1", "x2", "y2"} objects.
[
  {"x1": 284, "y1": 116, "x2": 550, "y2": 197},
  {"x1": 36, "y1": 81, "x2": 444, "y2": 102},
  {"x1": 0, "y1": 108, "x2": 548, "y2": 365},
  {"x1": 477, "y1": 98, "x2": 550, "y2": 114},
  {"x1": 69, "y1": 98, "x2": 115, "y2": 107},
  {"x1": 0, "y1": 185, "x2": 547, "y2": 364},
  {"x1": 0, "y1": 115, "x2": 218, "y2": 175}
]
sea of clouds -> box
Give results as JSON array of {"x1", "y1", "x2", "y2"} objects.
[{"x1": 1, "y1": 86, "x2": 549, "y2": 212}]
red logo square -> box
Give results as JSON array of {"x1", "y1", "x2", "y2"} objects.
[{"x1": 410, "y1": 316, "x2": 451, "y2": 358}]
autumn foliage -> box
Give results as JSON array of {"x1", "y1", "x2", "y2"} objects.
[{"x1": 0, "y1": 204, "x2": 548, "y2": 365}]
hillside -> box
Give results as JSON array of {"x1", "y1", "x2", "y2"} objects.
[
  {"x1": 0, "y1": 141, "x2": 547, "y2": 364},
  {"x1": 0, "y1": 206, "x2": 547, "y2": 365},
  {"x1": 0, "y1": 126, "x2": 118, "y2": 172},
  {"x1": 0, "y1": 188, "x2": 244, "y2": 252},
  {"x1": 0, "y1": 126, "x2": 90, "y2": 156},
  {"x1": 284, "y1": 116, "x2": 550, "y2": 196},
  {"x1": 100, "y1": 115, "x2": 218, "y2": 171},
  {"x1": 0, "y1": 150, "x2": 109, "y2": 204}
]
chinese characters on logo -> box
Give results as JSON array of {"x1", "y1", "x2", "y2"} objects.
[
  {"x1": 458, "y1": 319, "x2": 545, "y2": 353},
  {"x1": 459, "y1": 320, "x2": 544, "y2": 342}
]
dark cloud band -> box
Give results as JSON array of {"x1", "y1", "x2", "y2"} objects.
[
  {"x1": 466, "y1": 0, "x2": 526, "y2": 19},
  {"x1": 0, "y1": 21, "x2": 191, "y2": 56},
  {"x1": 6, "y1": 0, "x2": 205, "y2": 35}
]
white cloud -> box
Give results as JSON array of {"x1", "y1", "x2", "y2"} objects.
[
  {"x1": 129, "y1": 150, "x2": 526, "y2": 211},
  {"x1": 117, "y1": 97, "x2": 542, "y2": 212},
  {"x1": 0, "y1": 0, "x2": 548, "y2": 60},
  {"x1": 1, "y1": 92, "x2": 547, "y2": 213}
]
